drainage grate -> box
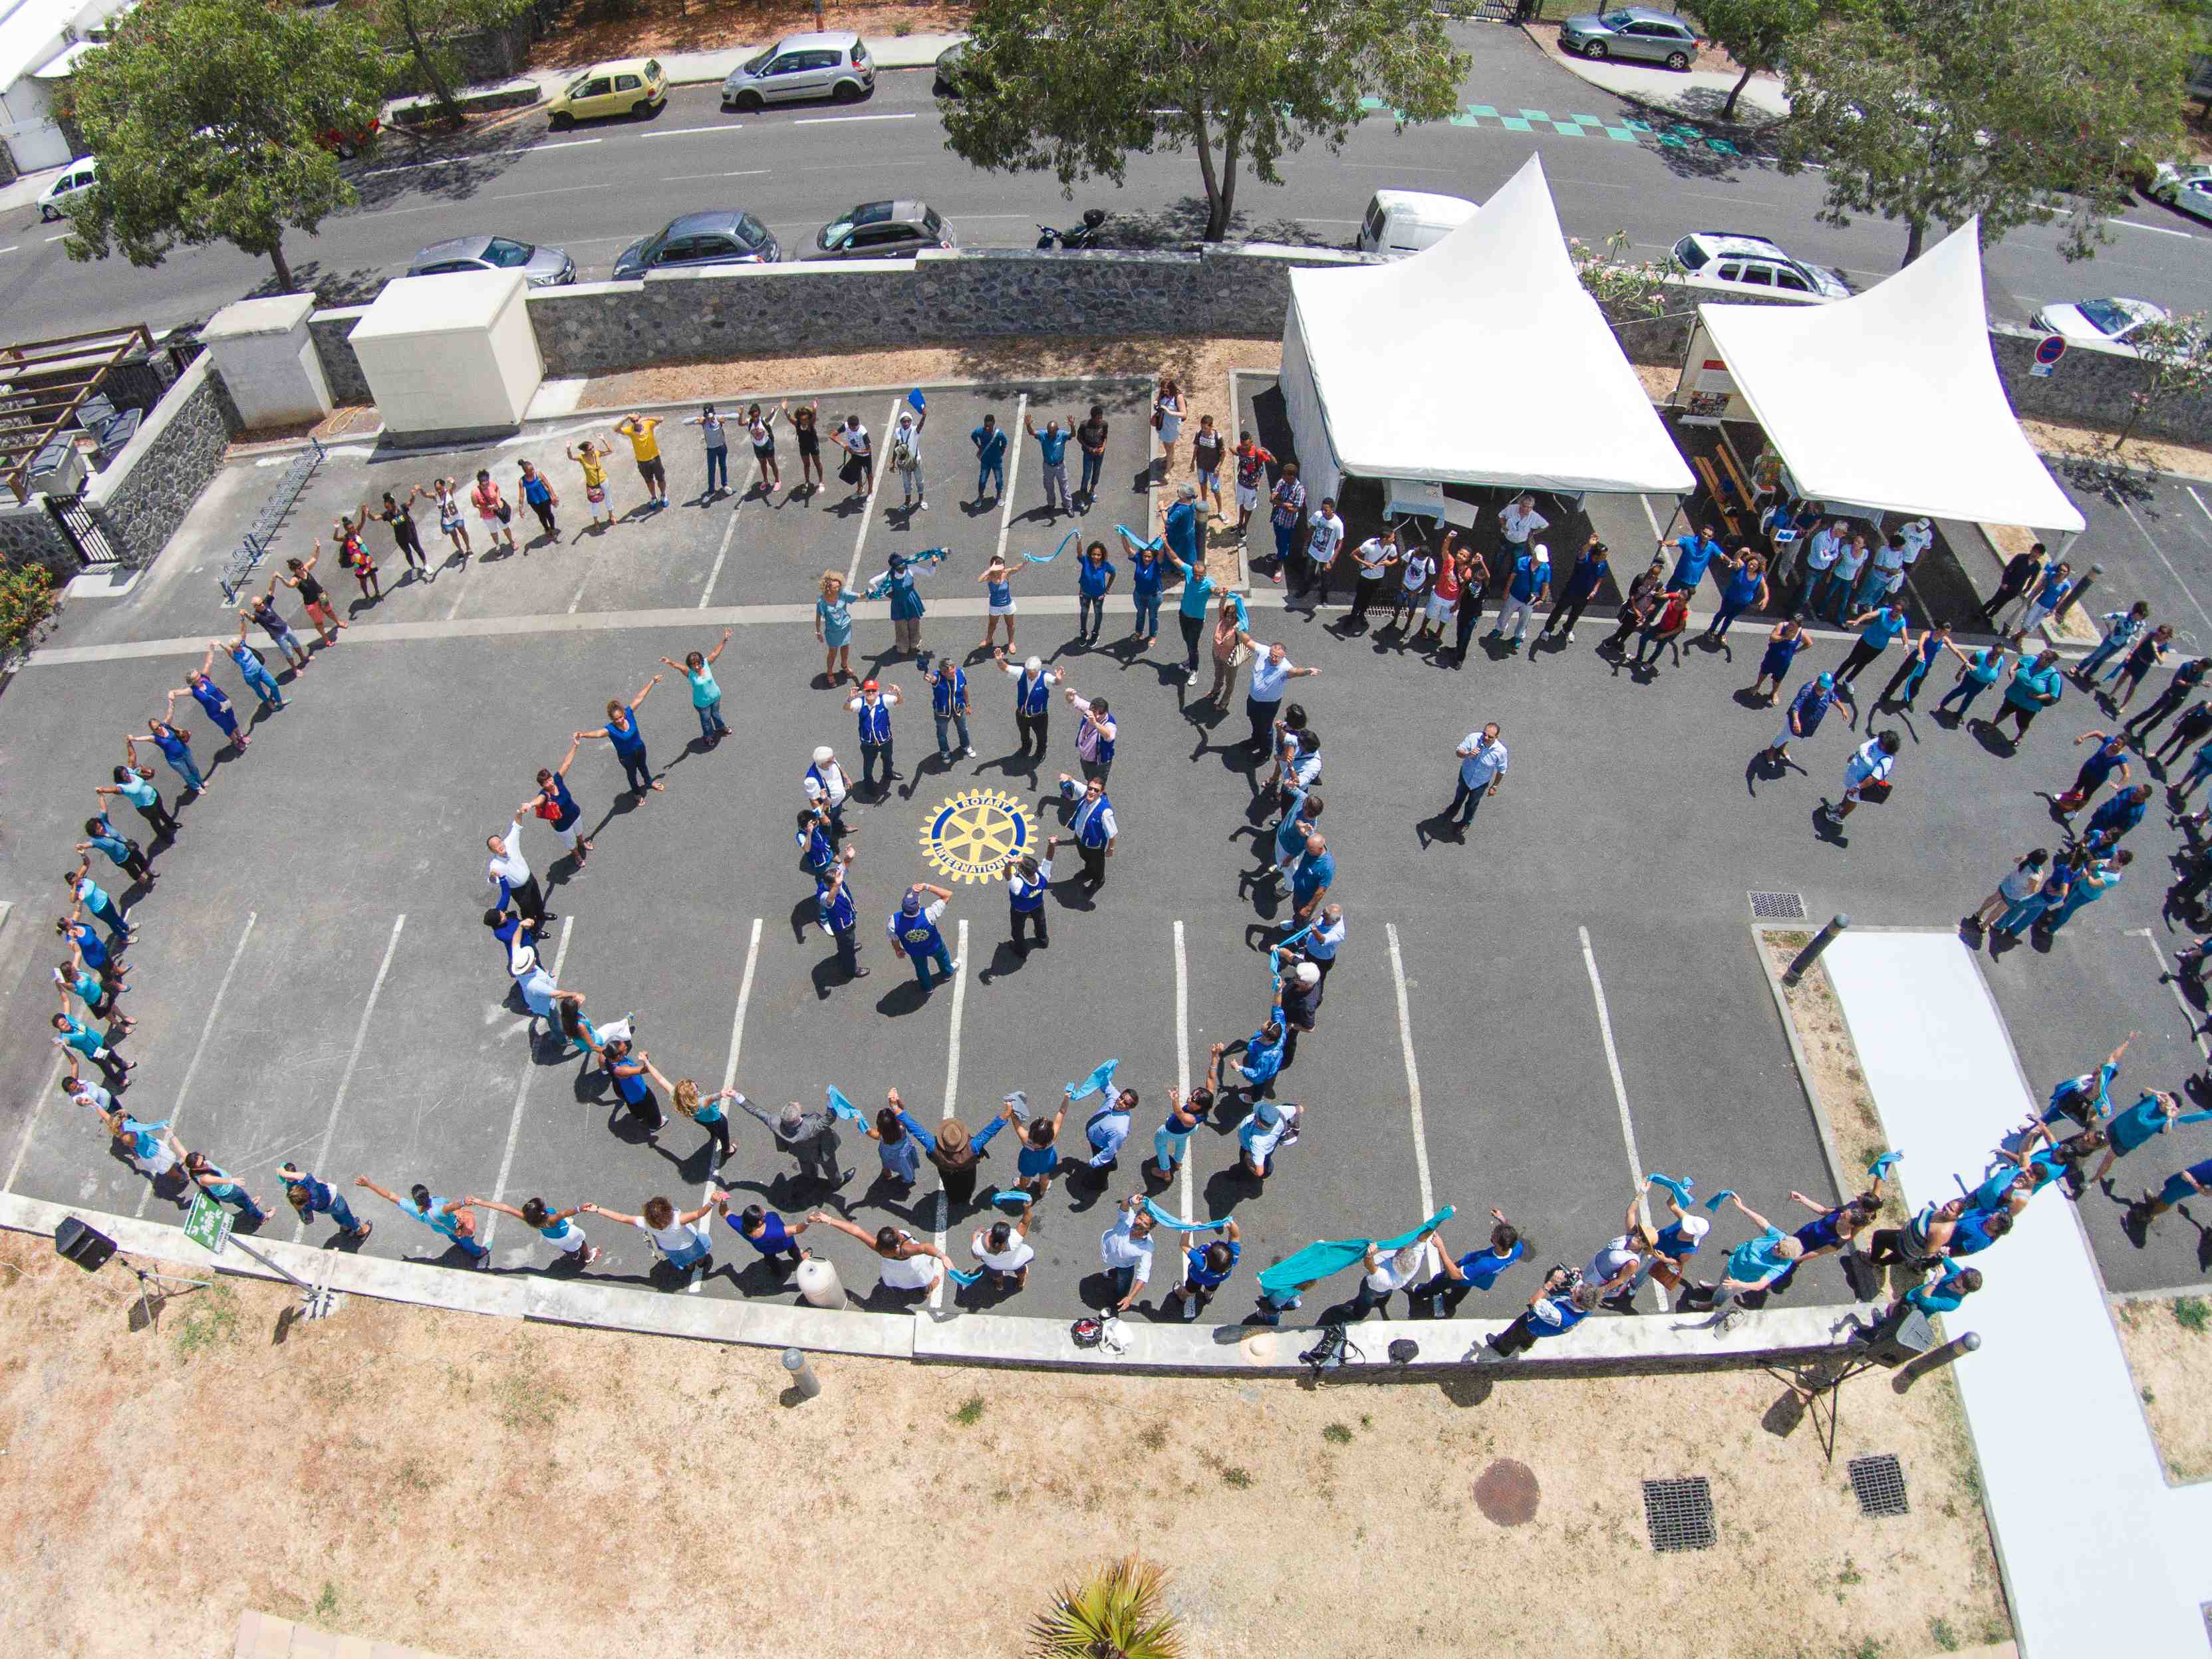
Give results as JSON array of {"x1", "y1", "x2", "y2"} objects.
[
  {"x1": 1847, "y1": 1454, "x2": 1909, "y2": 1517},
  {"x1": 1751, "y1": 891, "x2": 1808, "y2": 920},
  {"x1": 1641, "y1": 1476, "x2": 1716, "y2": 1552}
]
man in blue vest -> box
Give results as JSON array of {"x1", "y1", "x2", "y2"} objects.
[
  {"x1": 817, "y1": 842, "x2": 866, "y2": 979},
  {"x1": 1065, "y1": 772, "x2": 1118, "y2": 890},
  {"x1": 804, "y1": 745, "x2": 852, "y2": 837},
  {"x1": 1008, "y1": 834, "x2": 1059, "y2": 954},
  {"x1": 918, "y1": 651, "x2": 972, "y2": 761},
  {"x1": 996, "y1": 649, "x2": 1060, "y2": 758},
  {"x1": 888, "y1": 882, "x2": 958, "y2": 991},
  {"x1": 845, "y1": 678, "x2": 901, "y2": 799},
  {"x1": 795, "y1": 805, "x2": 836, "y2": 882}
]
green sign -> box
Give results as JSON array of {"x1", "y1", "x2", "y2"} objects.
[{"x1": 183, "y1": 1190, "x2": 232, "y2": 1256}]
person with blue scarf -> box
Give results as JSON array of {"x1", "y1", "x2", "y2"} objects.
[{"x1": 867, "y1": 548, "x2": 942, "y2": 655}]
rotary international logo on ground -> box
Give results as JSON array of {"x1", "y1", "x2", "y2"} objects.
[{"x1": 920, "y1": 787, "x2": 1034, "y2": 883}]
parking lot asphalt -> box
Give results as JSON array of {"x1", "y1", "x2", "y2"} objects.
[{"x1": 8, "y1": 376, "x2": 2211, "y2": 1322}]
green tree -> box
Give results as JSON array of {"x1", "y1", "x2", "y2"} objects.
[
  {"x1": 376, "y1": 0, "x2": 531, "y2": 128},
  {"x1": 2110, "y1": 313, "x2": 2212, "y2": 456},
  {"x1": 1695, "y1": 0, "x2": 1822, "y2": 120},
  {"x1": 1027, "y1": 1558, "x2": 1184, "y2": 1659},
  {"x1": 1778, "y1": 0, "x2": 2192, "y2": 265},
  {"x1": 62, "y1": 0, "x2": 387, "y2": 291},
  {"x1": 941, "y1": 0, "x2": 1472, "y2": 243}
]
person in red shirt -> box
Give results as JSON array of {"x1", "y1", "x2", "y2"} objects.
[{"x1": 1232, "y1": 436, "x2": 1275, "y2": 535}]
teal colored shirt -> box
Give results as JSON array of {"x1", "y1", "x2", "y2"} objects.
[
  {"x1": 1725, "y1": 1227, "x2": 1792, "y2": 1285},
  {"x1": 686, "y1": 666, "x2": 721, "y2": 709},
  {"x1": 1177, "y1": 562, "x2": 1216, "y2": 620}
]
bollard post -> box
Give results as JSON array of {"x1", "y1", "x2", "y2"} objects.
[
  {"x1": 1892, "y1": 1329, "x2": 1979, "y2": 1392},
  {"x1": 2054, "y1": 562, "x2": 2100, "y2": 625},
  {"x1": 1782, "y1": 913, "x2": 1850, "y2": 988},
  {"x1": 781, "y1": 1346, "x2": 822, "y2": 1401}
]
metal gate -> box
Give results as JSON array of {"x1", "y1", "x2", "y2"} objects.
[{"x1": 47, "y1": 492, "x2": 118, "y2": 569}]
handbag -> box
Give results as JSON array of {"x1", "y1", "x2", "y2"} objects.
[
  {"x1": 496, "y1": 501, "x2": 512, "y2": 525},
  {"x1": 1859, "y1": 779, "x2": 1893, "y2": 804},
  {"x1": 839, "y1": 451, "x2": 865, "y2": 485},
  {"x1": 1149, "y1": 408, "x2": 1163, "y2": 430}
]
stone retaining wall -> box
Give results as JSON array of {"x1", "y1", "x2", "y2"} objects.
[
  {"x1": 301, "y1": 246, "x2": 2212, "y2": 446},
  {"x1": 84, "y1": 355, "x2": 239, "y2": 571}
]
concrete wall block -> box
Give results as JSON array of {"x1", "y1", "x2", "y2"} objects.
[
  {"x1": 308, "y1": 308, "x2": 374, "y2": 407},
  {"x1": 86, "y1": 360, "x2": 235, "y2": 570}
]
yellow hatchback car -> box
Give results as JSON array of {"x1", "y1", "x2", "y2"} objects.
[{"x1": 547, "y1": 58, "x2": 667, "y2": 128}]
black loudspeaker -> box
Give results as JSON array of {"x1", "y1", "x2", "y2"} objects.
[{"x1": 53, "y1": 1216, "x2": 117, "y2": 1272}]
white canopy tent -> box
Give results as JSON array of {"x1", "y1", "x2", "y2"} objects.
[
  {"x1": 1695, "y1": 220, "x2": 2085, "y2": 536},
  {"x1": 1279, "y1": 152, "x2": 1694, "y2": 511}
]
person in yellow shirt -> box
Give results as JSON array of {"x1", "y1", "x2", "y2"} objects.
[
  {"x1": 615, "y1": 414, "x2": 668, "y2": 507},
  {"x1": 567, "y1": 438, "x2": 615, "y2": 529}
]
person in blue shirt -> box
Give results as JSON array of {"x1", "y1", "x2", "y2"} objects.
[
  {"x1": 918, "y1": 652, "x2": 972, "y2": 761},
  {"x1": 1834, "y1": 601, "x2": 1909, "y2": 686},
  {"x1": 462, "y1": 1194, "x2": 600, "y2": 1267},
  {"x1": 2082, "y1": 783, "x2": 2153, "y2": 852},
  {"x1": 1480, "y1": 1267, "x2": 1601, "y2": 1360},
  {"x1": 78, "y1": 815, "x2": 152, "y2": 885},
  {"x1": 1143, "y1": 1085, "x2": 1215, "y2": 1182},
  {"x1": 1212, "y1": 1003, "x2": 1288, "y2": 1111},
  {"x1": 1074, "y1": 539, "x2": 1118, "y2": 646},
  {"x1": 813, "y1": 842, "x2": 865, "y2": 979},
  {"x1": 1158, "y1": 488, "x2": 1210, "y2": 678},
  {"x1": 2134, "y1": 1153, "x2": 2212, "y2": 1228},
  {"x1": 216, "y1": 628, "x2": 286, "y2": 711},
  {"x1": 525, "y1": 737, "x2": 593, "y2": 867},
  {"x1": 1893, "y1": 1260, "x2": 1981, "y2": 1323},
  {"x1": 1126, "y1": 538, "x2": 1167, "y2": 645},
  {"x1": 574, "y1": 675, "x2": 663, "y2": 797},
  {"x1": 674, "y1": 1079, "x2": 738, "y2": 1164},
  {"x1": 278, "y1": 1162, "x2": 372, "y2": 1241},
  {"x1": 1746, "y1": 616, "x2": 1811, "y2": 703},
  {"x1": 1288, "y1": 832, "x2": 1335, "y2": 926},
  {"x1": 866, "y1": 1093, "x2": 926, "y2": 1191},
  {"x1": 795, "y1": 803, "x2": 837, "y2": 879},
  {"x1": 1703, "y1": 547, "x2": 1769, "y2": 640},
  {"x1": 1161, "y1": 1217, "x2": 1242, "y2": 1320},
  {"x1": 720, "y1": 1198, "x2": 810, "y2": 1271},
  {"x1": 1410, "y1": 1208, "x2": 1524, "y2": 1315},
  {"x1": 2092, "y1": 1088, "x2": 2212, "y2": 1186},
  {"x1": 354, "y1": 1176, "x2": 489, "y2": 1263},
  {"x1": 1762, "y1": 670, "x2": 1855, "y2": 766},
  {"x1": 1022, "y1": 409, "x2": 1073, "y2": 515},
  {"x1": 1878, "y1": 620, "x2": 1953, "y2": 711},
  {"x1": 1693, "y1": 1192, "x2": 1804, "y2": 1331},
  {"x1": 2074, "y1": 600, "x2": 2153, "y2": 684},
  {"x1": 2040, "y1": 849, "x2": 2129, "y2": 934},
  {"x1": 600, "y1": 1037, "x2": 671, "y2": 1138},
  {"x1": 1667, "y1": 525, "x2": 1725, "y2": 595},
  {"x1": 971, "y1": 412, "x2": 1010, "y2": 505},
  {"x1": 100, "y1": 745, "x2": 181, "y2": 844},
  {"x1": 1935, "y1": 640, "x2": 2011, "y2": 721},
  {"x1": 167, "y1": 666, "x2": 245, "y2": 755},
  {"x1": 136, "y1": 715, "x2": 207, "y2": 796},
  {"x1": 1004, "y1": 1094, "x2": 1069, "y2": 1202},
  {"x1": 184, "y1": 1151, "x2": 268, "y2": 1228}
]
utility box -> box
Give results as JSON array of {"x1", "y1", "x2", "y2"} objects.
[
  {"x1": 200, "y1": 293, "x2": 333, "y2": 430},
  {"x1": 346, "y1": 269, "x2": 543, "y2": 444}
]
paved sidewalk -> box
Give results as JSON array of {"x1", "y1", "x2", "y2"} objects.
[
  {"x1": 486, "y1": 29, "x2": 959, "y2": 104},
  {"x1": 1526, "y1": 22, "x2": 1788, "y2": 124},
  {"x1": 1822, "y1": 930, "x2": 2212, "y2": 1659}
]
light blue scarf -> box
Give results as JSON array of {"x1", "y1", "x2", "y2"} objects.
[{"x1": 1256, "y1": 1206, "x2": 1455, "y2": 1297}]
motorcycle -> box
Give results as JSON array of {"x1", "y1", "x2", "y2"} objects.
[{"x1": 1036, "y1": 208, "x2": 1109, "y2": 250}]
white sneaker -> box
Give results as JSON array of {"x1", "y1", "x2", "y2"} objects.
[
  {"x1": 1565, "y1": 630, "x2": 1575, "y2": 642},
  {"x1": 1714, "y1": 1307, "x2": 1745, "y2": 1335},
  {"x1": 962, "y1": 745, "x2": 975, "y2": 757}
]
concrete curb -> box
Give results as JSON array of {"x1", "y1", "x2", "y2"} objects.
[
  {"x1": 0, "y1": 1190, "x2": 1885, "y2": 1377},
  {"x1": 1749, "y1": 920, "x2": 1859, "y2": 1206}
]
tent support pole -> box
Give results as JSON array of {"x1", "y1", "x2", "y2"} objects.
[{"x1": 1657, "y1": 493, "x2": 1686, "y2": 549}]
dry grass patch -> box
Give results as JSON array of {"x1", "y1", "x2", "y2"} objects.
[
  {"x1": 0, "y1": 1227, "x2": 2011, "y2": 1658},
  {"x1": 2115, "y1": 1294, "x2": 2212, "y2": 1481},
  {"x1": 1760, "y1": 934, "x2": 1903, "y2": 1228},
  {"x1": 538, "y1": 0, "x2": 969, "y2": 66}
]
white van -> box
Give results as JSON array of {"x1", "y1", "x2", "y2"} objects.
[
  {"x1": 1355, "y1": 190, "x2": 1479, "y2": 257},
  {"x1": 39, "y1": 157, "x2": 97, "y2": 222}
]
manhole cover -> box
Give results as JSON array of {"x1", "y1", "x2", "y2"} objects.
[
  {"x1": 1642, "y1": 1475, "x2": 1716, "y2": 1551},
  {"x1": 1847, "y1": 1454, "x2": 1909, "y2": 1517},
  {"x1": 1472, "y1": 1458, "x2": 1540, "y2": 1525},
  {"x1": 1751, "y1": 891, "x2": 1807, "y2": 920}
]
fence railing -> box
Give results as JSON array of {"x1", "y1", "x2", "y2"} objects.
[{"x1": 219, "y1": 436, "x2": 323, "y2": 604}]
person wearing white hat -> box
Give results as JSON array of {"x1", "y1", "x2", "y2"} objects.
[
  {"x1": 803, "y1": 745, "x2": 853, "y2": 836},
  {"x1": 1278, "y1": 959, "x2": 1323, "y2": 1069},
  {"x1": 996, "y1": 649, "x2": 1060, "y2": 759},
  {"x1": 510, "y1": 944, "x2": 559, "y2": 1023}
]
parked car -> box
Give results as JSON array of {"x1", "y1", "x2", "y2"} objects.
[
  {"x1": 317, "y1": 117, "x2": 380, "y2": 159},
  {"x1": 722, "y1": 33, "x2": 875, "y2": 110},
  {"x1": 932, "y1": 40, "x2": 971, "y2": 98},
  {"x1": 407, "y1": 234, "x2": 576, "y2": 287},
  {"x1": 613, "y1": 210, "x2": 781, "y2": 280},
  {"x1": 2148, "y1": 162, "x2": 2212, "y2": 225},
  {"x1": 1670, "y1": 232, "x2": 1850, "y2": 299},
  {"x1": 2033, "y1": 297, "x2": 2171, "y2": 349},
  {"x1": 1559, "y1": 8, "x2": 1698, "y2": 70},
  {"x1": 37, "y1": 156, "x2": 96, "y2": 222},
  {"x1": 1355, "y1": 190, "x2": 1478, "y2": 257},
  {"x1": 807, "y1": 200, "x2": 956, "y2": 260},
  {"x1": 546, "y1": 58, "x2": 667, "y2": 128}
]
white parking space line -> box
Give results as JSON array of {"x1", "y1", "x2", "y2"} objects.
[
  {"x1": 295, "y1": 914, "x2": 406, "y2": 1238},
  {"x1": 666, "y1": 170, "x2": 771, "y2": 182},
  {"x1": 1383, "y1": 924, "x2": 1437, "y2": 1217},
  {"x1": 0, "y1": 245, "x2": 20, "y2": 256},
  {"x1": 484, "y1": 914, "x2": 572, "y2": 1249},
  {"x1": 3, "y1": 1056, "x2": 67, "y2": 1196},
  {"x1": 993, "y1": 392, "x2": 1029, "y2": 569},
  {"x1": 1638, "y1": 494, "x2": 1664, "y2": 541},
  {"x1": 644, "y1": 124, "x2": 746, "y2": 139},
  {"x1": 2118, "y1": 495, "x2": 2212, "y2": 634},
  {"x1": 2134, "y1": 929, "x2": 2212, "y2": 1063},
  {"x1": 2108, "y1": 217, "x2": 2195, "y2": 239},
  {"x1": 44, "y1": 233, "x2": 68, "y2": 243},
  {"x1": 520, "y1": 138, "x2": 603, "y2": 152},
  {"x1": 700, "y1": 454, "x2": 759, "y2": 606},
  {"x1": 1173, "y1": 920, "x2": 1192, "y2": 1216},
  {"x1": 842, "y1": 396, "x2": 902, "y2": 589},
  {"x1": 362, "y1": 156, "x2": 475, "y2": 178},
  {"x1": 793, "y1": 112, "x2": 916, "y2": 125},
  {"x1": 136, "y1": 910, "x2": 257, "y2": 1217},
  {"x1": 2189, "y1": 485, "x2": 2212, "y2": 527},
  {"x1": 690, "y1": 916, "x2": 762, "y2": 1291},
  {"x1": 928, "y1": 918, "x2": 971, "y2": 1309},
  {"x1": 1578, "y1": 926, "x2": 1652, "y2": 1219}
]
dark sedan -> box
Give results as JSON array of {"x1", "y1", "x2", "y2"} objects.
[{"x1": 613, "y1": 210, "x2": 781, "y2": 281}]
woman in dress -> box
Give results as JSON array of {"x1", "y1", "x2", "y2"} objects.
[
  {"x1": 816, "y1": 571, "x2": 855, "y2": 686},
  {"x1": 1153, "y1": 376, "x2": 1185, "y2": 471}
]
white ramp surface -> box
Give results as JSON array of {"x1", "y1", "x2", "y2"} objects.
[{"x1": 1822, "y1": 931, "x2": 2210, "y2": 1658}]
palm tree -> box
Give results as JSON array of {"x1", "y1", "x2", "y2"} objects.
[{"x1": 1027, "y1": 1557, "x2": 1185, "y2": 1659}]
